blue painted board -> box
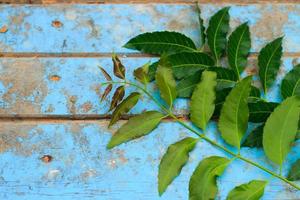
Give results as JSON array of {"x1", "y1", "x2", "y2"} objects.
[
  {"x1": 0, "y1": 57, "x2": 297, "y2": 116},
  {"x1": 0, "y1": 4, "x2": 300, "y2": 53},
  {"x1": 0, "y1": 121, "x2": 300, "y2": 200}
]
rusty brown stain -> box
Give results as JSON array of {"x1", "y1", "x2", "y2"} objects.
[
  {"x1": 0, "y1": 25, "x2": 8, "y2": 33},
  {"x1": 40, "y1": 155, "x2": 53, "y2": 163},
  {"x1": 0, "y1": 59, "x2": 48, "y2": 114},
  {"x1": 9, "y1": 12, "x2": 29, "y2": 34},
  {"x1": 49, "y1": 74, "x2": 61, "y2": 81},
  {"x1": 52, "y1": 20, "x2": 63, "y2": 28},
  {"x1": 81, "y1": 102, "x2": 93, "y2": 112},
  {"x1": 67, "y1": 95, "x2": 78, "y2": 114}
]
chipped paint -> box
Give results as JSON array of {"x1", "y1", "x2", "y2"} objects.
[
  {"x1": 0, "y1": 121, "x2": 299, "y2": 199},
  {"x1": 0, "y1": 3, "x2": 300, "y2": 200},
  {"x1": 1, "y1": 4, "x2": 300, "y2": 52}
]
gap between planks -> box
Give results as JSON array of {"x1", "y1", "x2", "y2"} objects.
[
  {"x1": 2, "y1": 0, "x2": 300, "y2": 5},
  {"x1": 0, "y1": 115, "x2": 188, "y2": 123},
  {"x1": 1, "y1": 52, "x2": 300, "y2": 58}
]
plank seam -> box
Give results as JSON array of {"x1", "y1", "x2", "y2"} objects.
[
  {"x1": 2, "y1": 0, "x2": 300, "y2": 5},
  {"x1": 0, "y1": 52, "x2": 300, "y2": 58}
]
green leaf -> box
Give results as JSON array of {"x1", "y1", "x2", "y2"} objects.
[
  {"x1": 281, "y1": 65, "x2": 300, "y2": 99},
  {"x1": 171, "y1": 52, "x2": 215, "y2": 79},
  {"x1": 242, "y1": 124, "x2": 264, "y2": 148},
  {"x1": 248, "y1": 86, "x2": 261, "y2": 102},
  {"x1": 213, "y1": 87, "x2": 261, "y2": 118},
  {"x1": 155, "y1": 56, "x2": 177, "y2": 106},
  {"x1": 263, "y1": 96, "x2": 300, "y2": 165},
  {"x1": 219, "y1": 76, "x2": 252, "y2": 148},
  {"x1": 226, "y1": 180, "x2": 267, "y2": 200},
  {"x1": 189, "y1": 156, "x2": 230, "y2": 200},
  {"x1": 147, "y1": 52, "x2": 215, "y2": 80},
  {"x1": 191, "y1": 71, "x2": 217, "y2": 130},
  {"x1": 124, "y1": 31, "x2": 197, "y2": 55},
  {"x1": 134, "y1": 62, "x2": 150, "y2": 84},
  {"x1": 148, "y1": 62, "x2": 158, "y2": 82},
  {"x1": 287, "y1": 159, "x2": 300, "y2": 181},
  {"x1": 176, "y1": 71, "x2": 203, "y2": 98},
  {"x1": 176, "y1": 67, "x2": 237, "y2": 98},
  {"x1": 207, "y1": 7, "x2": 230, "y2": 63},
  {"x1": 109, "y1": 92, "x2": 140, "y2": 127},
  {"x1": 107, "y1": 111, "x2": 164, "y2": 149},
  {"x1": 213, "y1": 87, "x2": 232, "y2": 117},
  {"x1": 258, "y1": 37, "x2": 283, "y2": 93},
  {"x1": 109, "y1": 86, "x2": 125, "y2": 112},
  {"x1": 112, "y1": 54, "x2": 126, "y2": 79},
  {"x1": 158, "y1": 137, "x2": 197, "y2": 195},
  {"x1": 248, "y1": 101, "x2": 278, "y2": 123},
  {"x1": 227, "y1": 22, "x2": 251, "y2": 78},
  {"x1": 196, "y1": 4, "x2": 206, "y2": 48},
  {"x1": 208, "y1": 67, "x2": 238, "y2": 89}
]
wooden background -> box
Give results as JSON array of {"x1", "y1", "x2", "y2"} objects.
[{"x1": 1, "y1": 1, "x2": 300, "y2": 199}]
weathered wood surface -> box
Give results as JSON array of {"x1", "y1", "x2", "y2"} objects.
[
  {"x1": 0, "y1": 4, "x2": 300, "y2": 53},
  {"x1": 0, "y1": 57, "x2": 296, "y2": 117},
  {"x1": 1, "y1": 120, "x2": 300, "y2": 200},
  {"x1": 1, "y1": 3, "x2": 300, "y2": 200}
]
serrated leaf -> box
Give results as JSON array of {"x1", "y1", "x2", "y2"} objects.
[
  {"x1": 208, "y1": 67, "x2": 238, "y2": 89},
  {"x1": 109, "y1": 92, "x2": 140, "y2": 127},
  {"x1": 242, "y1": 124, "x2": 264, "y2": 148},
  {"x1": 213, "y1": 87, "x2": 232, "y2": 117},
  {"x1": 213, "y1": 86, "x2": 261, "y2": 118},
  {"x1": 147, "y1": 52, "x2": 215, "y2": 80},
  {"x1": 101, "y1": 84, "x2": 112, "y2": 102},
  {"x1": 134, "y1": 62, "x2": 150, "y2": 84},
  {"x1": 109, "y1": 86, "x2": 125, "y2": 112},
  {"x1": 248, "y1": 86, "x2": 261, "y2": 102},
  {"x1": 191, "y1": 71, "x2": 217, "y2": 130},
  {"x1": 226, "y1": 180, "x2": 267, "y2": 200},
  {"x1": 248, "y1": 101, "x2": 278, "y2": 123},
  {"x1": 158, "y1": 137, "x2": 197, "y2": 195},
  {"x1": 207, "y1": 7, "x2": 230, "y2": 63},
  {"x1": 148, "y1": 62, "x2": 158, "y2": 82},
  {"x1": 189, "y1": 156, "x2": 230, "y2": 200},
  {"x1": 227, "y1": 22, "x2": 251, "y2": 78},
  {"x1": 99, "y1": 66, "x2": 112, "y2": 81},
  {"x1": 287, "y1": 159, "x2": 300, "y2": 181},
  {"x1": 124, "y1": 31, "x2": 197, "y2": 55},
  {"x1": 263, "y1": 96, "x2": 300, "y2": 165},
  {"x1": 107, "y1": 111, "x2": 164, "y2": 149},
  {"x1": 176, "y1": 71, "x2": 203, "y2": 98},
  {"x1": 258, "y1": 37, "x2": 283, "y2": 93},
  {"x1": 196, "y1": 4, "x2": 206, "y2": 48},
  {"x1": 112, "y1": 54, "x2": 126, "y2": 79},
  {"x1": 176, "y1": 67, "x2": 237, "y2": 98},
  {"x1": 281, "y1": 65, "x2": 300, "y2": 99},
  {"x1": 155, "y1": 56, "x2": 177, "y2": 106},
  {"x1": 219, "y1": 76, "x2": 252, "y2": 148}
]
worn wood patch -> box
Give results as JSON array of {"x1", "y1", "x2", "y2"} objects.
[
  {"x1": 0, "y1": 57, "x2": 297, "y2": 117},
  {"x1": 0, "y1": 120, "x2": 299, "y2": 199},
  {"x1": 0, "y1": 4, "x2": 300, "y2": 53}
]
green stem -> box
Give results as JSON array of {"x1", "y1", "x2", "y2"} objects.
[{"x1": 104, "y1": 80, "x2": 300, "y2": 191}]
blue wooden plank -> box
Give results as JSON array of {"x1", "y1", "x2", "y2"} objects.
[
  {"x1": 0, "y1": 120, "x2": 299, "y2": 200},
  {"x1": 0, "y1": 57, "x2": 296, "y2": 116},
  {"x1": 0, "y1": 4, "x2": 299, "y2": 53}
]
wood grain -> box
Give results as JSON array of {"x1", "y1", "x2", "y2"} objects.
[
  {"x1": 2, "y1": 0, "x2": 300, "y2": 4},
  {"x1": 0, "y1": 4, "x2": 300, "y2": 53},
  {"x1": 0, "y1": 57, "x2": 296, "y2": 118},
  {"x1": 0, "y1": 120, "x2": 299, "y2": 200}
]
